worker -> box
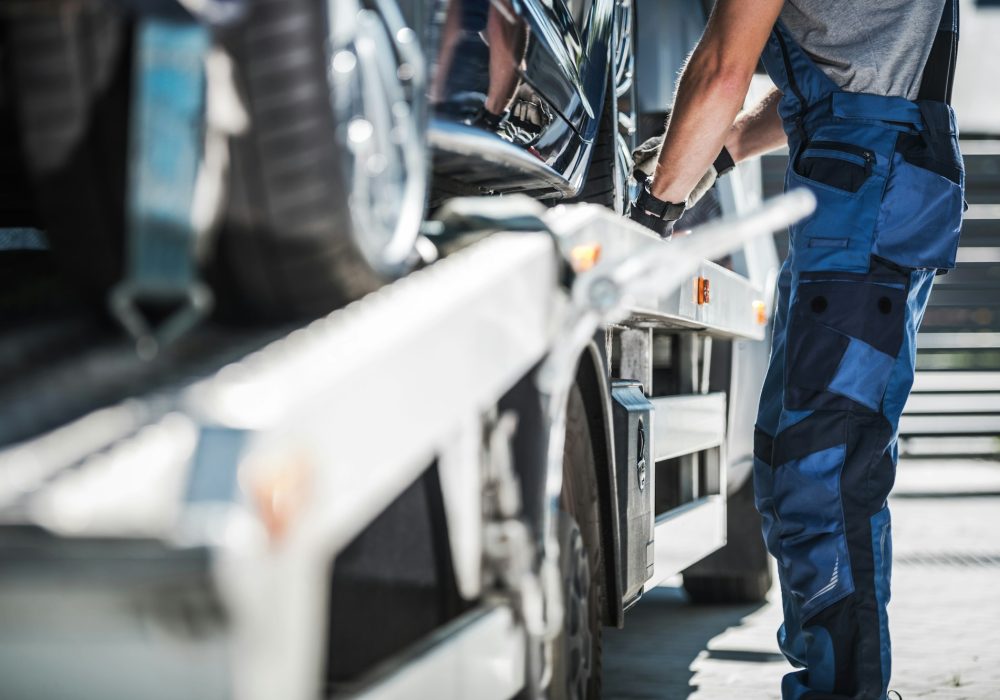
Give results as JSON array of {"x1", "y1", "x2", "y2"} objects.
[{"x1": 629, "y1": 1, "x2": 963, "y2": 698}]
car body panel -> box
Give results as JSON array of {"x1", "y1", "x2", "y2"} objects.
[{"x1": 400, "y1": 0, "x2": 615, "y2": 197}]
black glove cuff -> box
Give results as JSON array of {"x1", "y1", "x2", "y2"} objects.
[
  {"x1": 713, "y1": 146, "x2": 736, "y2": 176},
  {"x1": 633, "y1": 175, "x2": 685, "y2": 222}
]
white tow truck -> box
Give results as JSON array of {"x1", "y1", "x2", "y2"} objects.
[
  {"x1": 0, "y1": 0, "x2": 812, "y2": 695},
  {"x1": 0, "y1": 178, "x2": 812, "y2": 700}
]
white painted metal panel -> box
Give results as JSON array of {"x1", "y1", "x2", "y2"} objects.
[
  {"x1": 646, "y1": 496, "x2": 726, "y2": 590},
  {"x1": 899, "y1": 414, "x2": 1000, "y2": 436},
  {"x1": 911, "y1": 372, "x2": 1000, "y2": 392},
  {"x1": 190, "y1": 233, "x2": 559, "y2": 700},
  {"x1": 651, "y1": 393, "x2": 727, "y2": 462},
  {"x1": 545, "y1": 205, "x2": 768, "y2": 340},
  {"x1": 917, "y1": 333, "x2": 1000, "y2": 350},
  {"x1": 956, "y1": 247, "x2": 1000, "y2": 264},
  {"x1": 630, "y1": 260, "x2": 767, "y2": 341},
  {"x1": 904, "y1": 392, "x2": 1000, "y2": 413},
  {"x1": 349, "y1": 606, "x2": 525, "y2": 700},
  {"x1": 191, "y1": 233, "x2": 559, "y2": 555}
]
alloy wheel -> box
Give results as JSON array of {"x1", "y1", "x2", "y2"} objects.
[{"x1": 326, "y1": 0, "x2": 428, "y2": 276}]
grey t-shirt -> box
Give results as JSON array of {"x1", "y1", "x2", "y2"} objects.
[{"x1": 780, "y1": 0, "x2": 945, "y2": 100}]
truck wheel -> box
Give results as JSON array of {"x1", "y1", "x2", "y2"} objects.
[
  {"x1": 682, "y1": 476, "x2": 773, "y2": 604},
  {"x1": 566, "y1": 76, "x2": 618, "y2": 212},
  {"x1": 551, "y1": 385, "x2": 604, "y2": 700},
  {"x1": 2, "y1": 2, "x2": 131, "y2": 297},
  {"x1": 567, "y1": 0, "x2": 635, "y2": 214},
  {"x1": 215, "y1": 0, "x2": 426, "y2": 319}
]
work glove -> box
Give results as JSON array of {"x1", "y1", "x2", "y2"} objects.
[
  {"x1": 631, "y1": 134, "x2": 736, "y2": 210},
  {"x1": 628, "y1": 173, "x2": 686, "y2": 238}
]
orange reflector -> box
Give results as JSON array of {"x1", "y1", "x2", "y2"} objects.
[
  {"x1": 753, "y1": 299, "x2": 768, "y2": 325},
  {"x1": 247, "y1": 453, "x2": 312, "y2": 543},
  {"x1": 569, "y1": 243, "x2": 602, "y2": 272},
  {"x1": 696, "y1": 276, "x2": 710, "y2": 305}
]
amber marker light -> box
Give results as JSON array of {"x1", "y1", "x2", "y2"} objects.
[
  {"x1": 753, "y1": 299, "x2": 768, "y2": 325},
  {"x1": 569, "y1": 242, "x2": 602, "y2": 273},
  {"x1": 696, "y1": 276, "x2": 710, "y2": 305},
  {"x1": 245, "y1": 452, "x2": 313, "y2": 543}
]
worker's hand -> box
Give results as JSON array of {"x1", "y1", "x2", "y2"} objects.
[
  {"x1": 632, "y1": 135, "x2": 735, "y2": 210},
  {"x1": 628, "y1": 174, "x2": 685, "y2": 238}
]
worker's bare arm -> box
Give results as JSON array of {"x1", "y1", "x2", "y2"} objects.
[
  {"x1": 650, "y1": 0, "x2": 784, "y2": 203},
  {"x1": 725, "y1": 86, "x2": 786, "y2": 163}
]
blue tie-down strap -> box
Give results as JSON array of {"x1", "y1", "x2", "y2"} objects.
[
  {"x1": 110, "y1": 18, "x2": 213, "y2": 358},
  {"x1": 0, "y1": 228, "x2": 48, "y2": 251}
]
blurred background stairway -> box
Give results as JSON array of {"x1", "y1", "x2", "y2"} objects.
[
  {"x1": 761, "y1": 0, "x2": 1000, "y2": 459},
  {"x1": 762, "y1": 140, "x2": 1000, "y2": 459},
  {"x1": 902, "y1": 141, "x2": 1000, "y2": 457}
]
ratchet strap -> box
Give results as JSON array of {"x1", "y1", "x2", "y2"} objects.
[
  {"x1": 110, "y1": 18, "x2": 213, "y2": 358},
  {"x1": 917, "y1": 0, "x2": 959, "y2": 104}
]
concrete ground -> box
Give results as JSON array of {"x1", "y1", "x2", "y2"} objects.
[{"x1": 603, "y1": 459, "x2": 1000, "y2": 699}]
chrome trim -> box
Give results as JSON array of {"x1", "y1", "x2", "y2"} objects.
[
  {"x1": 326, "y1": 0, "x2": 428, "y2": 276},
  {"x1": 429, "y1": 119, "x2": 577, "y2": 196},
  {"x1": 516, "y1": 0, "x2": 593, "y2": 119}
]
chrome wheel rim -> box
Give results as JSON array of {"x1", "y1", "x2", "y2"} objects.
[{"x1": 326, "y1": 0, "x2": 427, "y2": 276}]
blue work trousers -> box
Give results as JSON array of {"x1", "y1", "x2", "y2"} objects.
[{"x1": 753, "y1": 18, "x2": 964, "y2": 700}]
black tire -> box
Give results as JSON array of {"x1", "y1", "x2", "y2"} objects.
[
  {"x1": 551, "y1": 384, "x2": 604, "y2": 700},
  {"x1": 566, "y1": 76, "x2": 618, "y2": 210},
  {"x1": 682, "y1": 476, "x2": 773, "y2": 604},
  {"x1": 568, "y1": 0, "x2": 634, "y2": 215},
  {"x1": 214, "y1": 0, "x2": 386, "y2": 320},
  {"x1": 2, "y1": 2, "x2": 131, "y2": 296}
]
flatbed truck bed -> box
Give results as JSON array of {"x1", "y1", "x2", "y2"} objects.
[{"x1": 0, "y1": 192, "x2": 812, "y2": 700}]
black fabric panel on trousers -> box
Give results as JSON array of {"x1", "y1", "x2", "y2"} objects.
[
  {"x1": 801, "y1": 597, "x2": 861, "y2": 698},
  {"x1": 916, "y1": 0, "x2": 958, "y2": 104},
  {"x1": 796, "y1": 154, "x2": 869, "y2": 193},
  {"x1": 832, "y1": 411, "x2": 895, "y2": 698},
  {"x1": 754, "y1": 427, "x2": 775, "y2": 466},
  {"x1": 770, "y1": 411, "x2": 847, "y2": 467},
  {"x1": 791, "y1": 278, "x2": 907, "y2": 357},
  {"x1": 785, "y1": 387, "x2": 869, "y2": 414},
  {"x1": 787, "y1": 318, "x2": 851, "y2": 392},
  {"x1": 794, "y1": 411, "x2": 895, "y2": 699},
  {"x1": 799, "y1": 257, "x2": 912, "y2": 284},
  {"x1": 895, "y1": 133, "x2": 962, "y2": 185}
]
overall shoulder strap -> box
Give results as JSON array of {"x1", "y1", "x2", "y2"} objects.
[{"x1": 917, "y1": 0, "x2": 959, "y2": 104}]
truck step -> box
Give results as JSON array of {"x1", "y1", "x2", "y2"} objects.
[
  {"x1": 650, "y1": 393, "x2": 726, "y2": 462},
  {"x1": 898, "y1": 413, "x2": 1000, "y2": 436}
]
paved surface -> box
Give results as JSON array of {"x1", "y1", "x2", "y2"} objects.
[{"x1": 604, "y1": 459, "x2": 1000, "y2": 699}]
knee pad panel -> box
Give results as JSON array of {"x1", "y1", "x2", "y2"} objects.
[{"x1": 785, "y1": 269, "x2": 908, "y2": 411}]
